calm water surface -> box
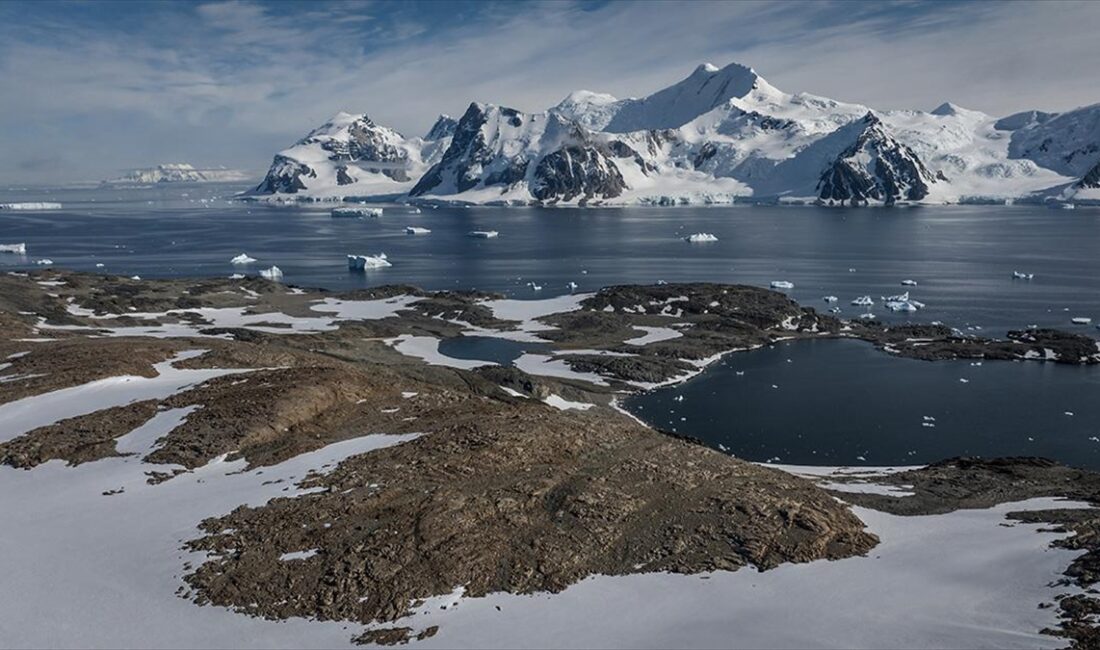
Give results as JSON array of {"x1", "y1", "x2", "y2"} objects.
[{"x1": 3, "y1": 183, "x2": 1098, "y2": 468}]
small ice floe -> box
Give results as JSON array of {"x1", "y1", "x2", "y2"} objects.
[
  {"x1": 1012, "y1": 271, "x2": 1034, "y2": 280},
  {"x1": 902, "y1": 279, "x2": 918, "y2": 286},
  {"x1": 1071, "y1": 317, "x2": 1092, "y2": 325},
  {"x1": 347, "y1": 253, "x2": 391, "y2": 270},
  {"x1": 34, "y1": 259, "x2": 53, "y2": 266},
  {"x1": 332, "y1": 206, "x2": 382, "y2": 218},
  {"x1": 923, "y1": 415, "x2": 936, "y2": 422},
  {"x1": 260, "y1": 266, "x2": 283, "y2": 280},
  {"x1": 468, "y1": 230, "x2": 499, "y2": 238},
  {"x1": 527, "y1": 282, "x2": 543, "y2": 291},
  {"x1": 859, "y1": 312, "x2": 876, "y2": 320},
  {"x1": 684, "y1": 232, "x2": 719, "y2": 243},
  {"x1": 229, "y1": 273, "x2": 245, "y2": 280},
  {"x1": 735, "y1": 371, "x2": 745, "y2": 376},
  {"x1": 1091, "y1": 437, "x2": 1100, "y2": 443},
  {"x1": 95, "y1": 263, "x2": 105, "y2": 268},
  {"x1": 823, "y1": 296, "x2": 838, "y2": 303},
  {"x1": 1065, "y1": 411, "x2": 1075, "y2": 417},
  {"x1": 0, "y1": 202, "x2": 61, "y2": 210},
  {"x1": 0, "y1": 243, "x2": 26, "y2": 254},
  {"x1": 567, "y1": 281, "x2": 579, "y2": 291},
  {"x1": 770, "y1": 280, "x2": 794, "y2": 290},
  {"x1": 405, "y1": 226, "x2": 431, "y2": 235},
  {"x1": 848, "y1": 268, "x2": 857, "y2": 273},
  {"x1": 851, "y1": 295, "x2": 874, "y2": 307},
  {"x1": 130, "y1": 275, "x2": 141, "y2": 281},
  {"x1": 959, "y1": 378, "x2": 970, "y2": 383},
  {"x1": 673, "y1": 395, "x2": 684, "y2": 402},
  {"x1": 410, "y1": 208, "x2": 422, "y2": 214},
  {"x1": 829, "y1": 307, "x2": 842, "y2": 314},
  {"x1": 230, "y1": 253, "x2": 257, "y2": 265},
  {"x1": 922, "y1": 422, "x2": 936, "y2": 428}
]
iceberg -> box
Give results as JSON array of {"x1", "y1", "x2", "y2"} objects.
[
  {"x1": 823, "y1": 296, "x2": 838, "y2": 303},
  {"x1": 851, "y1": 295, "x2": 874, "y2": 306},
  {"x1": 34, "y1": 259, "x2": 53, "y2": 266},
  {"x1": 0, "y1": 243, "x2": 26, "y2": 254},
  {"x1": 229, "y1": 273, "x2": 245, "y2": 280},
  {"x1": 0, "y1": 202, "x2": 62, "y2": 210},
  {"x1": 259, "y1": 266, "x2": 283, "y2": 280},
  {"x1": 468, "y1": 230, "x2": 499, "y2": 238},
  {"x1": 1071, "y1": 317, "x2": 1092, "y2": 325},
  {"x1": 332, "y1": 207, "x2": 383, "y2": 218},
  {"x1": 404, "y1": 226, "x2": 431, "y2": 235},
  {"x1": 902, "y1": 279, "x2": 918, "y2": 286},
  {"x1": 885, "y1": 300, "x2": 919, "y2": 312},
  {"x1": 684, "y1": 232, "x2": 719, "y2": 243},
  {"x1": 770, "y1": 281, "x2": 794, "y2": 290},
  {"x1": 347, "y1": 253, "x2": 391, "y2": 270},
  {"x1": 1012, "y1": 271, "x2": 1034, "y2": 280},
  {"x1": 230, "y1": 253, "x2": 257, "y2": 265},
  {"x1": 567, "y1": 281, "x2": 579, "y2": 291},
  {"x1": 883, "y1": 291, "x2": 909, "y2": 302}
]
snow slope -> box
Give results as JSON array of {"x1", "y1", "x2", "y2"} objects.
[{"x1": 250, "y1": 61, "x2": 1095, "y2": 206}]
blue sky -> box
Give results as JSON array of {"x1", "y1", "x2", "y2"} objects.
[{"x1": 1, "y1": 0, "x2": 1098, "y2": 183}]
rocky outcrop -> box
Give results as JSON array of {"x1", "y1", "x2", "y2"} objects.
[
  {"x1": 817, "y1": 113, "x2": 940, "y2": 205},
  {"x1": 253, "y1": 155, "x2": 314, "y2": 194},
  {"x1": 531, "y1": 146, "x2": 625, "y2": 202}
]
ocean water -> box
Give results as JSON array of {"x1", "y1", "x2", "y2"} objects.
[{"x1": 2, "y1": 183, "x2": 1099, "y2": 468}]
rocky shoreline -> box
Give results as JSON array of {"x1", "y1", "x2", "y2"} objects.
[{"x1": 2, "y1": 270, "x2": 1099, "y2": 646}]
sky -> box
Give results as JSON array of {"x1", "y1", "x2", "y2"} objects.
[{"x1": 1, "y1": 0, "x2": 1098, "y2": 184}]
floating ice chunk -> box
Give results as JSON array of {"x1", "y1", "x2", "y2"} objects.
[
  {"x1": 0, "y1": 202, "x2": 61, "y2": 210},
  {"x1": 332, "y1": 207, "x2": 382, "y2": 218},
  {"x1": 95, "y1": 263, "x2": 105, "y2": 268},
  {"x1": 1012, "y1": 271, "x2": 1034, "y2": 280},
  {"x1": 347, "y1": 253, "x2": 391, "y2": 270},
  {"x1": 229, "y1": 253, "x2": 256, "y2": 265},
  {"x1": 902, "y1": 280, "x2": 918, "y2": 286},
  {"x1": 130, "y1": 275, "x2": 141, "y2": 281},
  {"x1": 468, "y1": 230, "x2": 499, "y2": 238},
  {"x1": 770, "y1": 281, "x2": 794, "y2": 290},
  {"x1": 1071, "y1": 317, "x2": 1092, "y2": 325},
  {"x1": 1065, "y1": 411, "x2": 1075, "y2": 417},
  {"x1": 859, "y1": 312, "x2": 876, "y2": 320},
  {"x1": 886, "y1": 301, "x2": 919, "y2": 312},
  {"x1": 848, "y1": 268, "x2": 857, "y2": 273},
  {"x1": 0, "y1": 243, "x2": 26, "y2": 254},
  {"x1": 959, "y1": 378, "x2": 970, "y2": 383},
  {"x1": 410, "y1": 208, "x2": 422, "y2": 214},
  {"x1": 684, "y1": 232, "x2": 718, "y2": 243},
  {"x1": 823, "y1": 296, "x2": 838, "y2": 303},
  {"x1": 567, "y1": 281, "x2": 579, "y2": 291},
  {"x1": 259, "y1": 266, "x2": 283, "y2": 280},
  {"x1": 34, "y1": 259, "x2": 53, "y2": 266},
  {"x1": 229, "y1": 273, "x2": 245, "y2": 280},
  {"x1": 851, "y1": 295, "x2": 874, "y2": 306},
  {"x1": 527, "y1": 282, "x2": 543, "y2": 291},
  {"x1": 405, "y1": 226, "x2": 431, "y2": 235},
  {"x1": 829, "y1": 307, "x2": 841, "y2": 314},
  {"x1": 883, "y1": 291, "x2": 910, "y2": 302}
]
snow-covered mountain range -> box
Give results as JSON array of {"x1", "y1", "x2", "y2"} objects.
[
  {"x1": 248, "y1": 62, "x2": 1100, "y2": 206},
  {"x1": 104, "y1": 163, "x2": 252, "y2": 185}
]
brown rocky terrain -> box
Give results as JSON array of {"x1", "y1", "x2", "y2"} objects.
[{"x1": 2, "y1": 269, "x2": 1099, "y2": 645}]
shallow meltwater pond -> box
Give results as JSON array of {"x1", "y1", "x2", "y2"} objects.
[
  {"x1": 624, "y1": 338, "x2": 1100, "y2": 470},
  {"x1": 436, "y1": 336, "x2": 552, "y2": 365}
]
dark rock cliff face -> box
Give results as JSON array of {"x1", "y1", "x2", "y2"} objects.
[
  {"x1": 410, "y1": 103, "x2": 492, "y2": 196},
  {"x1": 1077, "y1": 159, "x2": 1100, "y2": 189},
  {"x1": 253, "y1": 155, "x2": 314, "y2": 194},
  {"x1": 531, "y1": 146, "x2": 626, "y2": 202},
  {"x1": 424, "y1": 115, "x2": 457, "y2": 141},
  {"x1": 817, "y1": 113, "x2": 939, "y2": 205}
]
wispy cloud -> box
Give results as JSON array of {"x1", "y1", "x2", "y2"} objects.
[{"x1": 0, "y1": 0, "x2": 1097, "y2": 183}]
